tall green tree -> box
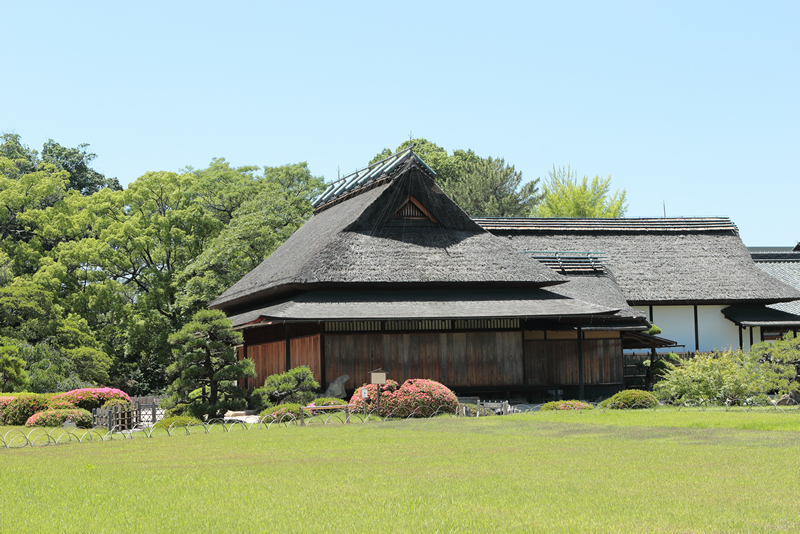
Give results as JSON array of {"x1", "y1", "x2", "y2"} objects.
[
  {"x1": 165, "y1": 309, "x2": 255, "y2": 415},
  {"x1": 533, "y1": 165, "x2": 627, "y2": 218},
  {"x1": 41, "y1": 139, "x2": 121, "y2": 195}
]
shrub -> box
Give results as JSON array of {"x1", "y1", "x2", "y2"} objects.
[
  {"x1": 0, "y1": 396, "x2": 15, "y2": 424},
  {"x1": 47, "y1": 398, "x2": 76, "y2": 410},
  {"x1": 51, "y1": 388, "x2": 131, "y2": 411},
  {"x1": 599, "y1": 389, "x2": 659, "y2": 409},
  {"x1": 153, "y1": 415, "x2": 201, "y2": 429},
  {"x1": 540, "y1": 400, "x2": 594, "y2": 411},
  {"x1": 654, "y1": 349, "x2": 797, "y2": 404},
  {"x1": 2, "y1": 394, "x2": 51, "y2": 425},
  {"x1": 102, "y1": 398, "x2": 134, "y2": 409},
  {"x1": 260, "y1": 403, "x2": 304, "y2": 421},
  {"x1": 25, "y1": 408, "x2": 92, "y2": 428},
  {"x1": 252, "y1": 366, "x2": 319, "y2": 411},
  {"x1": 349, "y1": 379, "x2": 459, "y2": 418},
  {"x1": 186, "y1": 399, "x2": 248, "y2": 420}
]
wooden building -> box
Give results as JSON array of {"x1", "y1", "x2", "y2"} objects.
[{"x1": 210, "y1": 149, "x2": 654, "y2": 401}]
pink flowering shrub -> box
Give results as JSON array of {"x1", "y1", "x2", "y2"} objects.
[
  {"x1": 0, "y1": 396, "x2": 15, "y2": 424},
  {"x1": 51, "y1": 388, "x2": 130, "y2": 411},
  {"x1": 47, "y1": 398, "x2": 76, "y2": 410},
  {"x1": 349, "y1": 379, "x2": 459, "y2": 418},
  {"x1": 2, "y1": 394, "x2": 51, "y2": 425},
  {"x1": 25, "y1": 408, "x2": 93, "y2": 428},
  {"x1": 540, "y1": 400, "x2": 594, "y2": 411}
]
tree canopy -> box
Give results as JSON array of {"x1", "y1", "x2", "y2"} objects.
[
  {"x1": 533, "y1": 165, "x2": 627, "y2": 218},
  {"x1": 0, "y1": 134, "x2": 323, "y2": 395}
]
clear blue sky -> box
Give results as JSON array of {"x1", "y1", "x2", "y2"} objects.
[{"x1": 3, "y1": 1, "x2": 798, "y2": 245}]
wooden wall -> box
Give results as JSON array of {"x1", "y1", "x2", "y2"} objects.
[
  {"x1": 247, "y1": 341, "x2": 285, "y2": 389},
  {"x1": 243, "y1": 325, "x2": 623, "y2": 391},
  {"x1": 290, "y1": 334, "x2": 321, "y2": 383},
  {"x1": 324, "y1": 331, "x2": 523, "y2": 387},
  {"x1": 524, "y1": 339, "x2": 623, "y2": 385}
]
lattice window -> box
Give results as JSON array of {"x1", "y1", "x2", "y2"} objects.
[{"x1": 394, "y1": 196, "x2": 438, "y2": 223}]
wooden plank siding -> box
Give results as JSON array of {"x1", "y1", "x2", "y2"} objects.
[
  {"x1": 324, "y1": 331, "x2": 523, "y2": 387},
  {"x1": 247, "y1": 341, "x2": 286, "y2": 389},
  {"x1": 289, "y1": 334, "x2": 322, "y2": 383},
  {"x1": 524, "y1": 339, "x2": 623, "y2": 385}
]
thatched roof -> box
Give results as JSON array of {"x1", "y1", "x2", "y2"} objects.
[
  {"x1": 210, "y1": 153, "x2": 565, "y2": 313},
  {"x1": 227, "y1": 287, "x2": 622, "y2": 328},
  {"x1": 475, "y1": 217, "x2": 800, "y2": 305},
  {"x1": 751, "y1": 251, "x2": 800, "y2": 316},
  {"x1": 545, "y1": 272, "x2": 646, "y2": 320}
]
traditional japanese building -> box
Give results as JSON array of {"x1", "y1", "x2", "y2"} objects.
[
  {"x1": 474, "y1": 217, "x2": 800, "y2": 353},
  {"x1": 210, "y1": 149, "x2": 652, "y2": 401}
]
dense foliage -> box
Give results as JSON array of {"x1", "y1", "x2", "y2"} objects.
[
  {"x1": 540, "y1": 400, "x2": 594, "y2": 411},
  {"x1": 533, "y1": 165, "x2": 627, "y2": 218},
  {"x1": 0, "y1": 134, "x2": 323, "y2": 395},
  {"x1": 599, "y1": 389, "x2": 659, "y2": 409},
  {"x1": 1, "y1": 394, "x2": 52, "y2": 425},
  {"x1": 50, "y1": 388, "x2": 130, "y2": 411},
  {"x1": 750, "y1": 332, "x2": 800, "y2": 398},
  {"x1": 252, "y1": 366, "x2": 319, "y2": 410},
  {"x1": 654, "y1": 349, "x2": 797, "y2": 404},
  {"x1": 163, "y1": 310, "x2": 254, "y2": 418},
  {"x1": 25, "y1": 408, "x2": 92, "y2": 428},
  {"x1": 348, "y1": 378, "x2": 459, "y2": 417}
]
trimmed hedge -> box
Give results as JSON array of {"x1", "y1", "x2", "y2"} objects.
[
  {"x1": 25, "y1": 408, "x2": 93, "y2": 428},
  {"x1": 153, "y1": 415, "x2": 202, "y2": 429},
  {"x1": 540, "y1": 400, "x2": 594, "y2": 411},
  {"x1": 2, "y1": 394, "x2": 51, "y2": 426},
  {"x1": 47, "y1": 398, "x2": 77, "y2": 410},
  {"x1": 50, "y1": 388, "x2": 130, "y2": 411},
  {"x1": 599, "y1": 389, "x2": 659, "y2": 409}
]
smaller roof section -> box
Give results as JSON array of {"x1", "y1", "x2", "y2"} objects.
[
  {"x1": 722, "y1": 305, "x2": 800, "y2": 328},
  {"x1": 312, "y1": 147, "x2": 434, "y2": 211}
]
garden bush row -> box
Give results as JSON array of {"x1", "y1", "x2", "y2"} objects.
[{"x1": 1, "y1": 388, "x2": 131, "y2": 427}]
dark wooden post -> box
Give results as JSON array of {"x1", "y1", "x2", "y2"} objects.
[
  {"x1": 285, "y1": 324, "x2": 291, "y2": 372},
  {"x1": 738, "y1": 326, "x2": 743, "y2": 350},
  {"x1": 693, "y1": 305, "x2": 699, "y2": 353},
  {"x1": 577, "y1": 325, "x2": 584, "y2": 400}
]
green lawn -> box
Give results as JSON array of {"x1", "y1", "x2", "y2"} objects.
[{"x1": 2, "y1": 411, "x2": 799, "y2": 533}]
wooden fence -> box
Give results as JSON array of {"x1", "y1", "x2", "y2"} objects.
[{"x1": 92, "y1": 399, "x2": 164, "y2": 431}]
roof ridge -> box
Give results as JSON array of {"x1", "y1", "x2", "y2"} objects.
[
  {"x1": 312, "y1": 147, "x2": 435, "y2": 211},
  {"x1": 473, "y1": 216, "x2": 739, "y2": 234}
]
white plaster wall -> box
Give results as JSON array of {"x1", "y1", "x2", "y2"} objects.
[
  {"x1": 697, "y1": 305, "x2": 739, "y2": 352},
  {"x1": 650, "y1": 306, "x2": 695, "y2": 352},
  {"x1": 651, "y1": 305, "x2": 761, "y2": 352}
]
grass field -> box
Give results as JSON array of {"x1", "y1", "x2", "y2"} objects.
[{"x1": 2, "y1": 410, "x2": 799, "y2": 533}]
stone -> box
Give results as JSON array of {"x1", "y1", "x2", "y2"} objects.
[{"x1": 319, "y1": 374, "x2": 350, "y2": 399}]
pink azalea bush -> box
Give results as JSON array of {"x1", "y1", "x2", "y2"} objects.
[
  {"x1": 349, "y1": 378, "x2": 459, "y2": 418},
  {"x1": 1, "y1": 394, "x2": 51, "y2": 425},
  {"x1": 0, "y1": 396, "x2": 15, "y2": 424},
  {"x1": 25, "y1": 408, "x2": 93, "y2": 428},
  {"x1": 47, "y1": 398, "x2": 77, "y2": 410},
  {"x1": 51, "y1": 388, "x2": 130, "y2": 411},
  {"x1": 540, "y1": 399, "x2": 594, "y2": 411}
]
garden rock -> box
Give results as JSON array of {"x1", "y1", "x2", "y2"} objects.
[{"x1": 320, "y1": 375, "x2": 350, "y2": 399}]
